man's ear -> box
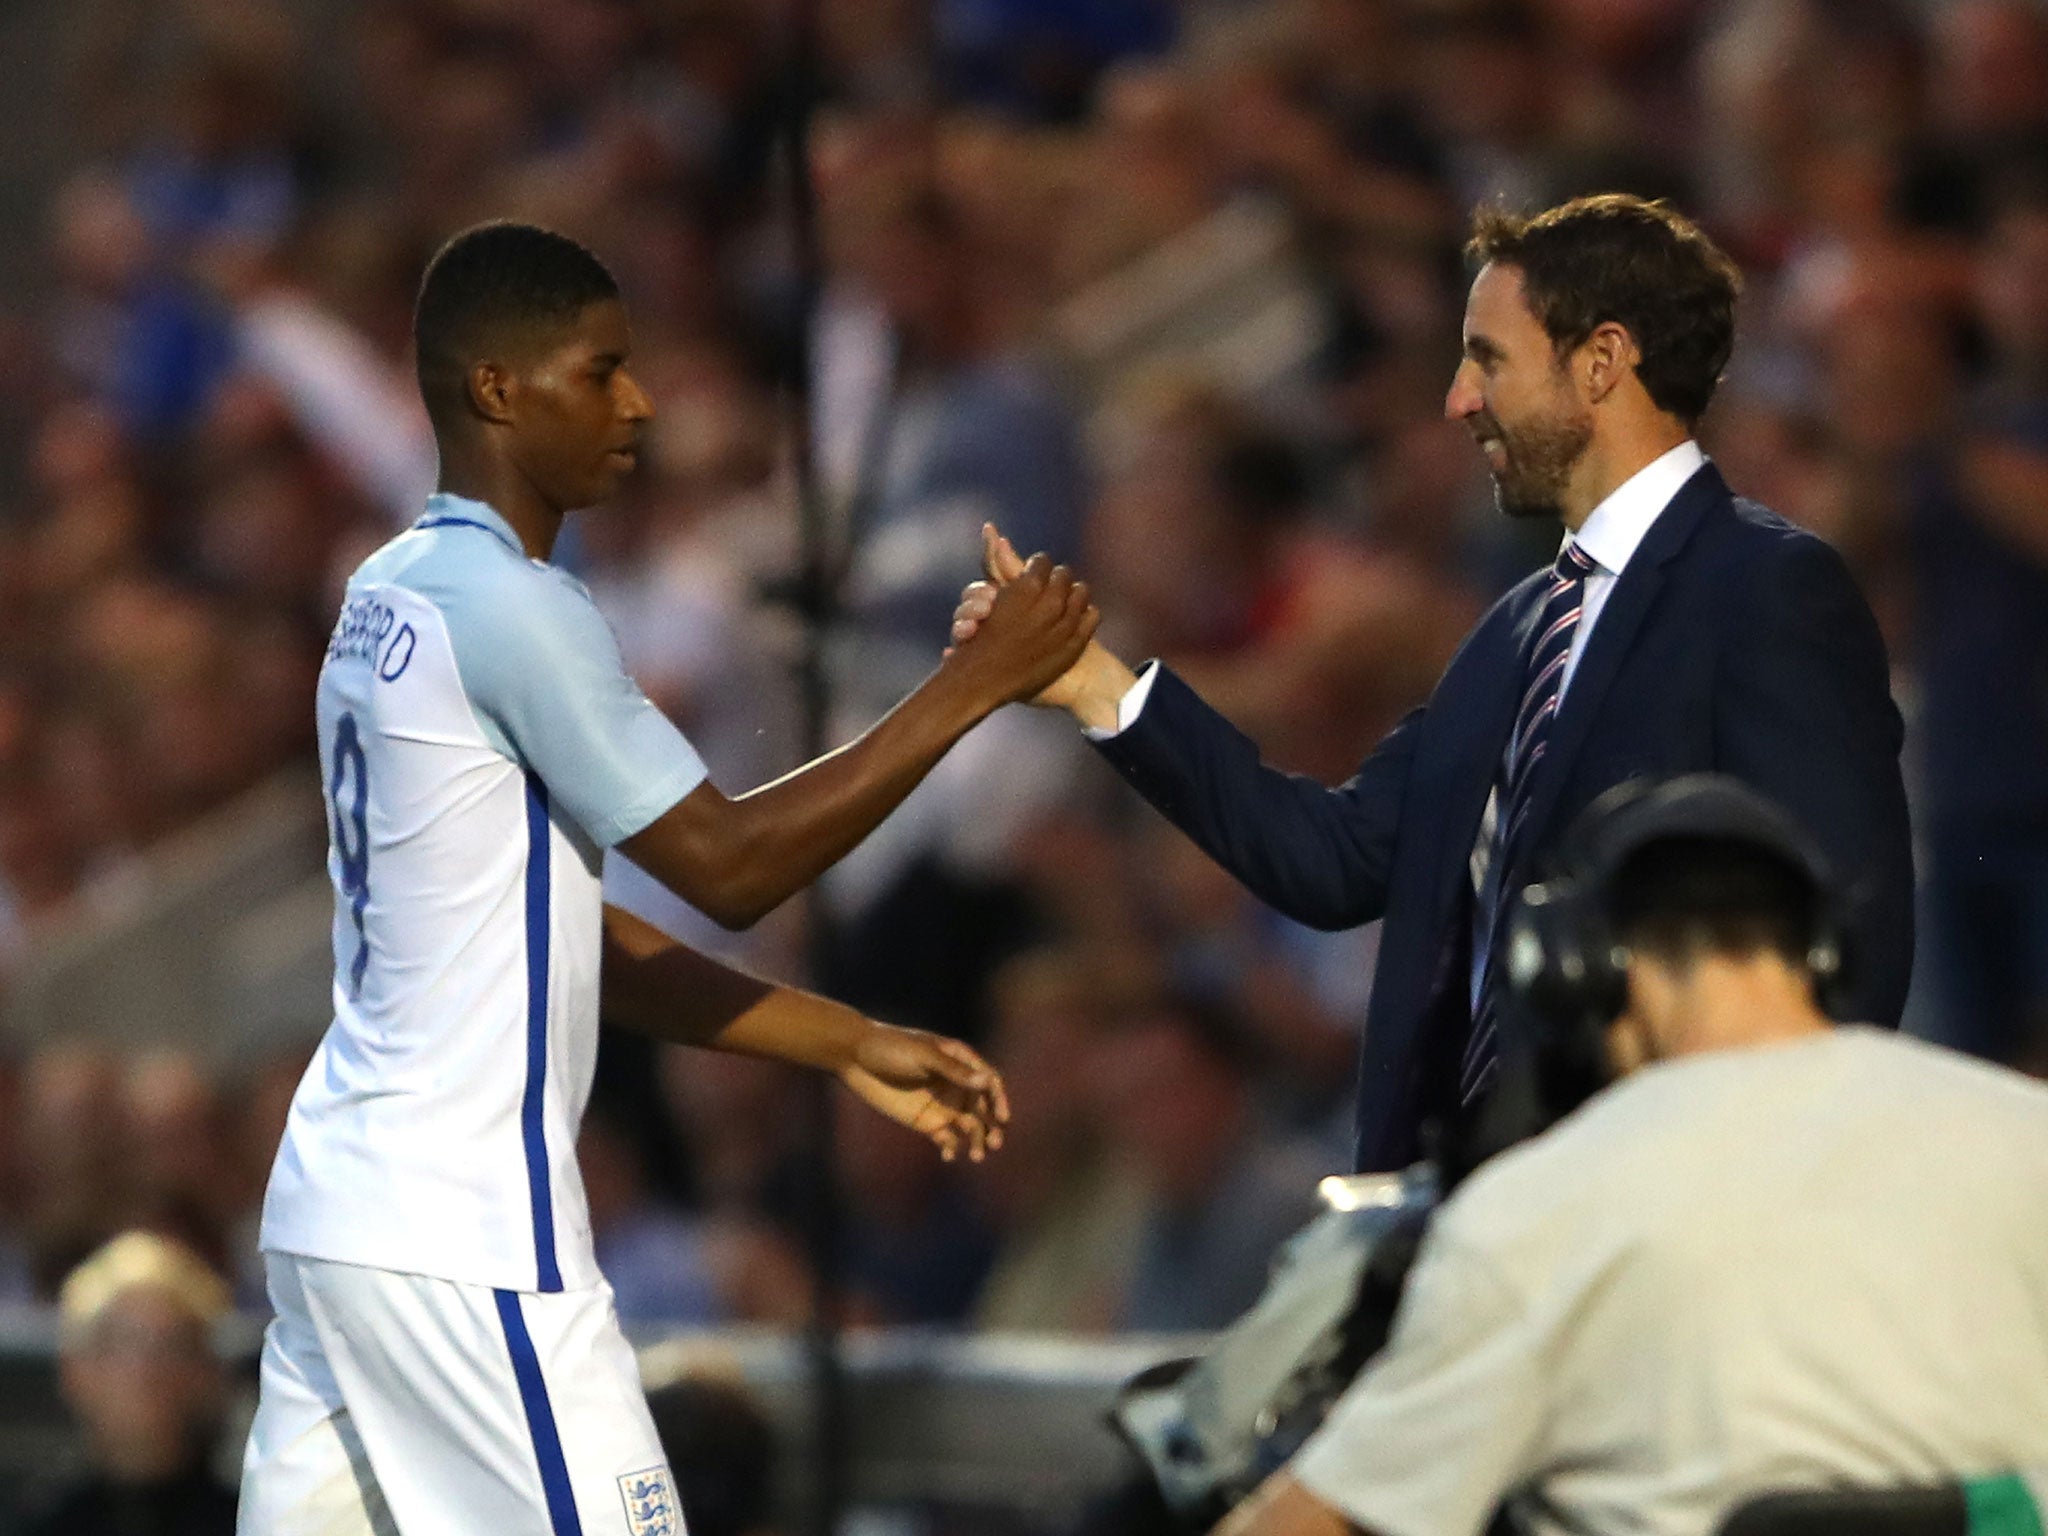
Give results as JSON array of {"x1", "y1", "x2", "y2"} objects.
[
  {"x1": 1605, "y1": 1008, "x2": 1649, "y2": 1079},
  {"x1": 466, "y1": 360, "x2": 516, "y2": 426},
  {"x1": 1577, "y1": 321, "x2": 1640, "y2": 406},
  {"x1": 1607, "y1": 951, "x2": 1665, "y2": 1075}
]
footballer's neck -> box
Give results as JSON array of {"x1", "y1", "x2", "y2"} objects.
[{"x1": 435, "y1": 450, "x2": 565, "y2": 561}]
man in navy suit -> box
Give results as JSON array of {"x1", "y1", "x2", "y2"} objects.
[{"x1": 955, "y1": 193, "x2": 1913, "y2": 1174}]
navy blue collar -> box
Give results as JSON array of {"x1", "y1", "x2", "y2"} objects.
[{"x1": 416, "y1": 493, "x2": 525, "y2": 556}]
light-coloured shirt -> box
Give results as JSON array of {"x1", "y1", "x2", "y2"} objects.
[
  {"x1": 1292, "y1": 1028, "x2": 2048, "y2": 1536},
  {"x1": 1553, "y1": 438, "x2": 1704, "y2": 690},
  {"x1": 261, "y1": 494, "x2": 708, "y2": 1293}
]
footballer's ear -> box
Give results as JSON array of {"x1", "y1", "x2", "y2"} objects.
[{"x1": 466, "y1": 360, "x2": 516, "y2": 425}]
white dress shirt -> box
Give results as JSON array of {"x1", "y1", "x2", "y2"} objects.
[{"x1": 1555, "y1": 438, "x2": 1705, "y2": 695}]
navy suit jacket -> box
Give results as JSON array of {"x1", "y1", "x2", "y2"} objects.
[{"x1": 1095, "y1": 465, "x2": 1914, "y2": 1172}]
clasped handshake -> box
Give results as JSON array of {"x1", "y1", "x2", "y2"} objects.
[{"x1": 945, "y1": 524, "x2": 1137, "y2": 733}]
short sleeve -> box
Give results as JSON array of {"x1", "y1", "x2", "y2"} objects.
[
  {"x1": 445, "y1": 567, "x2": 708, "y2": 846},
  {"x1": 1290, "y1": 1230, "x2": 1546, "y2": 1536}
]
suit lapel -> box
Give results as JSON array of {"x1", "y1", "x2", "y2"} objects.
[
  {"x1": 1426, "y1": 577, "x2": 1550, "y2": 924},
  {"x1": 1508, "y1": 463, "x2": 1727, "y2": 873}
]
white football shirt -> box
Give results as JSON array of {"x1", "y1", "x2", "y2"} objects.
[{"x1": 260, "y1": 494, "x2": 708, "y2": 1293}]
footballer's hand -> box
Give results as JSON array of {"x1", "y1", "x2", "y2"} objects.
[
  {"x1": 951, "y1": 524, "x2": 1135, "y2": 729},
  {"x1": 938, "y1": 536, "x2": 1098, "y2": 712},
  {"x1": 841, "y1": 1024, "x2": 1010, "y2": 1163}
]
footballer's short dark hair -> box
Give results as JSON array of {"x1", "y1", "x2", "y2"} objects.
[{"x1": 413, "y1": 221, "x2": 619, "y2": 427}]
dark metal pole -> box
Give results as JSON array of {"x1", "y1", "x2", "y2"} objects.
[{"x1": 775, "y1": 3, "x2": 849, "y2": 1534}]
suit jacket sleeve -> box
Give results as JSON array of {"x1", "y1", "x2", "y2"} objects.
[
  {"x1": 1091, "y1": 665, "x2": 1419, "y2": 931},
  {"x1": 1717, "y1": 534, "x2": 1915, "y2": 1025}
]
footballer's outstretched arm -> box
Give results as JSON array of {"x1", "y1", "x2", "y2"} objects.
[
  {"x1": 620, "y1": 553, "x2": 1095, "y2": 930},
  {"x1": 600, "y1": 905, "x2": 1008, "y2": 1162}
]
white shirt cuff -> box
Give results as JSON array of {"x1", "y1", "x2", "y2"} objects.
[{"x1": 1081, "y1": 660, "x2": 1161, "y2": 741}]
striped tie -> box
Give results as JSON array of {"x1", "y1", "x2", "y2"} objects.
[{"x1": 1459, "y1": 540, "x2": 1601, "y2": 1104}]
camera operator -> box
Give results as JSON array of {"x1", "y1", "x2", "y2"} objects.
[{"x1": 1214, "y1": 775, "x2": 2048, "y2": 1536}]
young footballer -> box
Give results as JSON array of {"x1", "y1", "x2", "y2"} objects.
[{"x1": 238, "y1": 222, "x2": 1096, "y2": 1536}]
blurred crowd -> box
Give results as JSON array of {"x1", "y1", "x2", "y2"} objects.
[
  {"x1": 1, "y1": 0, "x2": 2047, "y2": 1347},
  {"x1": 8, "y1": 1226, "x2": 784, "y2": 1533}
]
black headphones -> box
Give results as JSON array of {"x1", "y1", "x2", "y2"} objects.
[{"x1": 1504, "y1": 774, "x2": 1850, "y2": 1111}]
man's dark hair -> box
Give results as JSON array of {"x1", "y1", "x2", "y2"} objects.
[
  {"x1": 1467, "y1": 193, "x2": 1743, "y2": 423},
  {"x1": 413, "y1": 221, "x2": 619, "y2": 428},
  {"x1": 1607, "y1": 834, "x2": 1822, "y2": 977}
]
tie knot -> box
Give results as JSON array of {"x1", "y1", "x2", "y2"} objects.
[{"x1": 1557, "y1": 542, "x2": 1599, "y2": 580}]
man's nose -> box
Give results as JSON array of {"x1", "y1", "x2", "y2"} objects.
[
  {"x1": 618, "y1": 371, "x2": 653, "y2": 422},
  {"x1": 1444, "y1": 363, "x2": 1481, "y2": 421}
]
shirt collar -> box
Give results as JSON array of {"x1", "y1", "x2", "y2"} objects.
[
  {"x1": 1564, "y1": 439, "x2": 1707, "y2": 576},
  {"x1": 418, "y1": 492, "x2": 526, "y2": 557}
]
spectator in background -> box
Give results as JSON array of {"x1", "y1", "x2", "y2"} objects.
[
  {"x1": 1140, "y1": 821, "x2": 1369, "y2": 1154},
  {"x1": 78, "y1": 14, "x2": 305, "y2": 444},
  {"x1": 819, "y1": 180, "x2": 1088, "y2": 705},
  {"x1": 1405, "y1": 2, "x2": 1561, "y2": 215},
  {"x1": 18, "y1": 1231, "x2": 237, "y2": 1536},
  {"x1": 0, "y1": 1054, "x2": 33, "y2": 1302},
  {"x1": 1088, "y1": 380, "x2": 1478, "y2": 785},
  {"x1": 1056, "y1": 63, "x2": 1221, "y2": 288},
  {"x1": 578, "y1": 1085, "x2": 727, "y2": 1327},
  {"x1": 647, "y1": 1370, "x2": 782, "y2": 1536},
  {"x1": 0, "y1": 773, "x2": 85, "y2": 976},
  {"x1": 650, "y1": 1047, "x2": 822, "y2": 1328},
  {"x1": 1911, "y1": 163, "x2": 2048, "y2": 1067},
  {"x1": 120, "y1": 1051, "x2": 239, "y2": 1280},
  {"x1": 971, "y1": 946, "x2": 1149, "y2": 1333},
  {"x1": 1092, "y1": 991, "x2": 1322, "y2": 1333},
  {"x1": 936, "y1": 0, "x2": 1175, "y2": 121},
  {"x1": 809, "y1": 172, "x2": 1093, "y2": 1027},
  {"x1": 579, "y1": 340, "x2": 809, "y2": 966},
  {"x1": 835, "y1": 1066, "x2": 1000, "y2": 1326},
  {"x1": 16, "y1": 1044, "x2": 127, "y2": 1298},
  {"x1": 1903, "y1": 0, "x2": 2048, "y2": 236}
]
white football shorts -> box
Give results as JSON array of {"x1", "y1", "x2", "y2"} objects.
[{"x1": 237, "y1": 1252, "x2": 683, "y2": 1536}]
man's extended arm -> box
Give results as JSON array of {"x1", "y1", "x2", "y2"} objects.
[
  {"x1": 953, "y1": 527, "x2": 1413, "y2": 930},
  {"x1": 622, "y1": 554, "x2": 1095, "y2": 929},
  {"x1": 600, "y1": 905, "x2": 1007, "y2": 1161}
]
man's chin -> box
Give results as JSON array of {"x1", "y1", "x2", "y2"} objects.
[
  {"x1": 574, "y1": 470, "x2": 630, "y2": 510},
  {"x1": 1492, "y1": 481, "x2": 1562, "y2": 521}
]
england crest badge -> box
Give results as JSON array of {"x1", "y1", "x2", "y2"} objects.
[{"x1": 617, "y1": 1465, "x2": 679, "y2": 1536}]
